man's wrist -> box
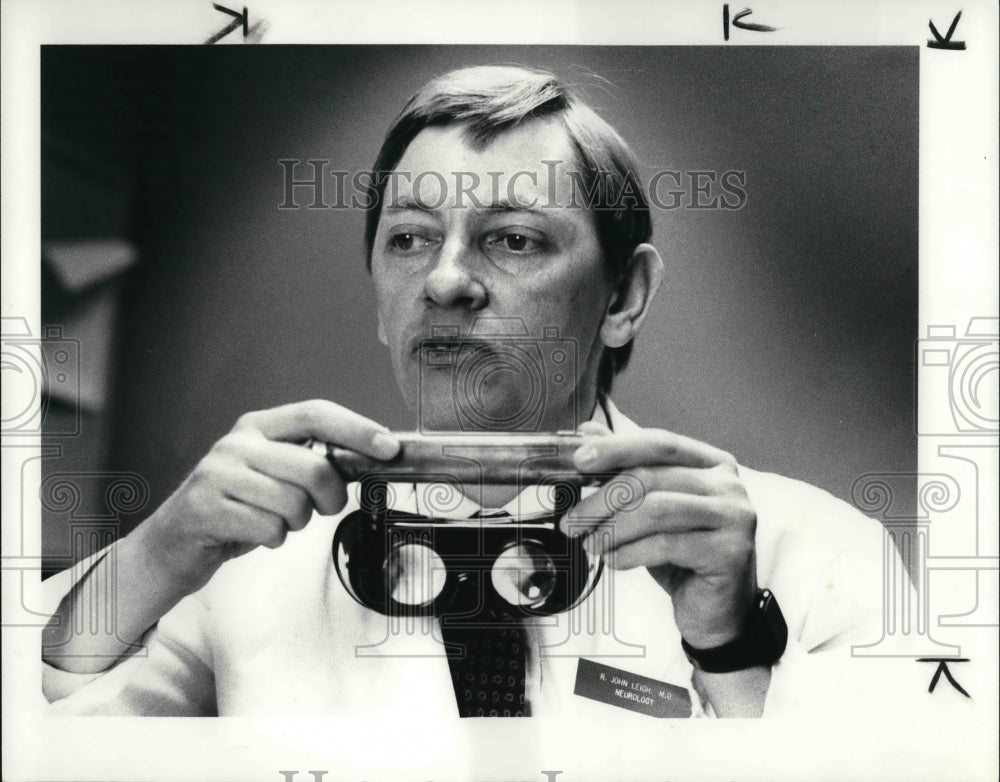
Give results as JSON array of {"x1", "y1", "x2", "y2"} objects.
[
  {"x1": 682, "y1": 588, "x2": 788, "y2": 674},
  {"x1": 124, "y1": 519, "x2": 210, "y2": 601}
]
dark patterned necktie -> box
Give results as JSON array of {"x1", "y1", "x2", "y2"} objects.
[
  {"x1": 439, "y1": 509, "x2": 530, "y2": 718},
  {"x1": 440, "y1": 612, "x2": 529, "y2": 718}
]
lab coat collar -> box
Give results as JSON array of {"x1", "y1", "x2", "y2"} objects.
[{"x1": 395, "y1": 398, "x2": 628, "y2": 518}]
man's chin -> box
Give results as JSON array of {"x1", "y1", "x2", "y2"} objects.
[
  {"x1": 417, "y1": 391, "x2": 545, "y2": 433},
  {"x1": 416, "y1": 405, "x2": 462, "y2": 433}
]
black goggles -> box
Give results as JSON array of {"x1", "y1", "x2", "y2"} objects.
[
  {"x1": 333, "y1": 501, "x2": 602, "y2": 618},
  {"x1": 326, "y1": 435, "x2": 608, "y2": 618}
]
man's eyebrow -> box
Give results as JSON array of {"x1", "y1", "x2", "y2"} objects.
[
  {"x1": 384, "y1": 195, "x2": 436, "y2": 212},
  {"x1": 385, "y1": 195, "x2": 562, "y2": 221},
  {"x1": 484, "y1": 198, "x2": 550, "y2": 217}
]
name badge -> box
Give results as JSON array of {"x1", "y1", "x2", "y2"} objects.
[{"x1": 573, "y1": 658, "x2": 692, "y2": 718}]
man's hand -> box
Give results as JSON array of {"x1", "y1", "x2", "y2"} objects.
[
  {"x1": 44, "y1": 400, "x2": 399, "y2": 674},
  {"x1": 143, "y1": 399, "x2": 401, "y2": 594},
  {"x1": 563, "y1": 421, "x2": 757, "y2": 650}
]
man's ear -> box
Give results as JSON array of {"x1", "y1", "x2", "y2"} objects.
[
  {"x1": 599, "y1": 243, "x2": 664, "y2": 349},
  {"x1": 377, "y1": 313, "x2": 389, "y2": 346}
]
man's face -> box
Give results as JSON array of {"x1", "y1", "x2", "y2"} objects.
[{"x1": 370, "y1": 118, "x2": 616, "y2": 432}]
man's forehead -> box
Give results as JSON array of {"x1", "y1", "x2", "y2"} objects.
[
  {"x1": 401, "y1": 118, "x2": 573, "y2": 161},
  {"x1": 389, "y1": 119, "x2": 583, "y2": 207}
]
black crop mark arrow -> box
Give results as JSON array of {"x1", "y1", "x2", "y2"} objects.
[
  {"x1": 928, "y1": 11, "x2": 965, "y2": 50},
  {"x1": 918, "y1": 658, "x2": 971, "y2": 698},
  {"x1": 732, "y1": 7, "x2": 778, "y2": 32},
  {"x1": 206, "y1": 3, "x2": 249, "y2": 44},
  {"x1": 723, "y1": 5, "x2": 778, "y2": 41}
]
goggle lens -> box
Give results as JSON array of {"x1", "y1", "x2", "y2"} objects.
[
  {"x1": 385, "y1": 542, "x2": 447, "y2": 607},
  {"x1": 490, "y1": 541, "x2": 557, "y2": 609}
]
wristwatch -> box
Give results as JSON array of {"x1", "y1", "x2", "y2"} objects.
[{"x1": 681, "y1": 588, "x2": 788, "y2": 673}]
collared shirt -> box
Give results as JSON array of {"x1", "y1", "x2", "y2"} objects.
[{"x1": 40, "y1": 401, "x2": 935, "y2": 771}]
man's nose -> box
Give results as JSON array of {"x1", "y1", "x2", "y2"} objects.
[{"x1": 423, "y1": 237, "x2": 487, "y2": 310}]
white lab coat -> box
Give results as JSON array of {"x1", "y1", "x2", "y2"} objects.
[{"x1": 40, "y1": 402, "x2": 936, "y2": 776}]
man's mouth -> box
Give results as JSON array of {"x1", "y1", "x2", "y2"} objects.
[
  {"x1": 416, "y1": 338, "x2": 502, "y2": 372},
  {"x1": 412, "y1": 334, "x2": 499, "y2": 356},
  {"x1": 409, "y1": 318, "x2": 532, "y2": 358},
  {"x1": 418, "y1": 339, "x2": 462, "y2": 352}
]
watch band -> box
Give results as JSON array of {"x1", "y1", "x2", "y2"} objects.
[{"x1": 681, "y1": 588, "x2": 788, "y2": 674}]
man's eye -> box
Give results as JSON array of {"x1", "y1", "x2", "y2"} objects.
[
  {"x1": 389, "y1": 233, "x2": 434, "y2": 253},
  {"x1": 503, "y1": 234, "x2": 530, "y2": 252},
  {"x1": 486, "y1": 232, "x2": 544, "y2": 255}
]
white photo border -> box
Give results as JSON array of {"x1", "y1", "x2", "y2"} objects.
[{"x1": 2, "y1": 1, "x2": 997, "y2": 781}]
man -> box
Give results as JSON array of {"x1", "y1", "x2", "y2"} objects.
[{"x1": 41, "y1": 65, "x2": 915, "y2": 736}]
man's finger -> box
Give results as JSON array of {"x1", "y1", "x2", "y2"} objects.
[
  {"x1": 577, "y1": 420, "x2": 612, "y2": 436},
  {"x1": 604, "y1": 530, "x2": 721, "y2": 571},
  {"x1": 233, "y1": 399, "x2": 400, "y2": 460},
  {"x1": 215, "y1": 497, "x2": 289, "y2": 550},
  {"x1": 236, "y1": 439, "x2": 348, "y2": 515},
  {"x1": 578, "y1": 493, "x2": 733, "y2": 554},
  {"x1": 223, "y1": 465, "x2": 313, "y2": 531},
  {"x1": 561, "y1": 467, "x2": 726, "y2": 534},
  {"x1": 561, "y1": 474, "x2": 638, "y2": 534},
  {"x1": 574, "y1": 429, "x2": 732, "y2": 472}
]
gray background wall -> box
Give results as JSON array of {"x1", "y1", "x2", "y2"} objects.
[{"x1": 41, "y1": 46, "x2": 918, "y2": 567}]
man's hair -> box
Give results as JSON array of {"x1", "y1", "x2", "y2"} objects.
[{"x1": 364, "y1": 65, "x2": 652, "y2": 400}]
